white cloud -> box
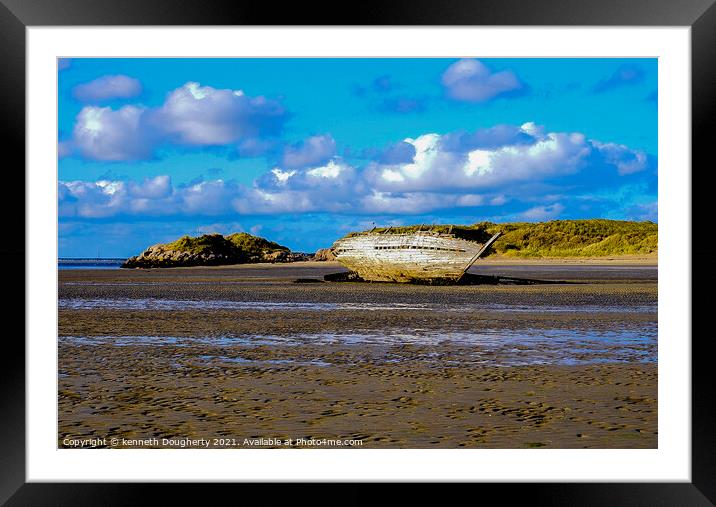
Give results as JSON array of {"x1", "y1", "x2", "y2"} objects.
[
  {"x1": 72, "y1": 105, "x2": 153, "y2": 161},
  {"x1": 281, "y1": 134, "x2": 336, "y2": 169},
  {"x1": 151, "y1": 82, "x2": 286, "y2": 146},
  {"x1": 65, "y1": 82, "x2": 288, "y2": 161},
  {"x1": 127, "y1": 175, "x2": 172, "y2": 199},
  {"x1": 358, "y1": 191, "x2": 500, "y2": 214},
  {"x1": 59, "y1": 180, "x2": 129, "y2": 218},
  {"x1": 233, "y1": 189, "x2": 320, "y2": 214},
  {"x1": 519, "y1": 203, "x2": 565, "y2": 221},
  {"x1": 456, "y1": 194, "x2": 485, "y2": 206},
  {"x1": 359, "y1": 192, "x2": 445, "y2": 214},
  {"x1": 271, "y1": 168, "x2": 296, "y2": 183},
  {"x1": 73, "y1": 75, "x2": 142, "y2": 103},
  {"x1": 59, "y1": 123, "x2": 653, "y2": 218},
  {"x1": 237, "y1": 160, "x2": 360, "y2": 214},
  {"x1": 593, "y1": 141, "x2": 648, "y2": 175},
  {"x1": 441, "y1": 59, "x2": 525, "y2": 102},
  {"x1": 180, "y1": 179, "x2": 239, "y2": 215},
  {"x1": 307, "y1": 160, "x2": 344, "y2": 178},
  {"x1": 59, "y1": 176, "x2": 239, "y2": 218},
  {"x1": 366, "y1": 129, "x2": 592, "y2": 193}
]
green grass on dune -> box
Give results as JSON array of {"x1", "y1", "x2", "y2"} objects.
[
  {"x1": 481, "y1": 219, "x2": 658, "y2": 257},
  {"x1": 225, "y1": 232, "x2": 289, "y2": 254},
  {"x1": 345, "y1": 219, "x2": 657, "y2": 258},
  {"x1": 165, "y1": 232, "x2": 289, "y2": 257},
  {"x1": 166, "y1": 234, "x2": 234, "y2": 254}
]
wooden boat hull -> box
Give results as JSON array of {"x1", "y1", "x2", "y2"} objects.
[{"x1": 332, "y1": 233, "x2": 486, "y2": 282}]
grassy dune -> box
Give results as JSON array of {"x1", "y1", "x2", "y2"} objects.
[
  {"x1": 165, "y1": 233, "x2": 288, "y2": 259},
  {"x1": 348, "y1": 219, "x2": 657, "y2": 258},
  {"x1": 479, "y1": 219, "x2": 657, "y2": 257}
]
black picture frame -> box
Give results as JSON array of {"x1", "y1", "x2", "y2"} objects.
[{"x1": 2, "y1": 0, "x2": 713, "y2": 503}]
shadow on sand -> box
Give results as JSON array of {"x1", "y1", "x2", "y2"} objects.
[{"x1": 295, "y1": 272, "x2": 577, "y2": 285}]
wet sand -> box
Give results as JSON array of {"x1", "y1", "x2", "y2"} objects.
[{"x1": 58, "y1": 261, "x2": 657, "y2": 449}]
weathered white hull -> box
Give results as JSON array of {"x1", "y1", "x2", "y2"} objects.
[{"x1": 332, "y1": 232, "x2": 486, "y2": 282}]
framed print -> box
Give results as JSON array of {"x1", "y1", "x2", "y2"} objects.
[{"x1": 4, "y1": 0, "x2": 715, "y2": 503}]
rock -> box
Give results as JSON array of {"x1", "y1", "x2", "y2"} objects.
[
  {"x1": 264, "y1": 251, "x2": 310, "y2": 263},
  {"x1": 313, "y1": 248, "x2": 336, "y2": 261},
  {"x1": 264, "y1": 250, "x2": 290, "y2": 262},
  {"x1": 120, "y1": 232, "x2": 299, "y2": 269}
]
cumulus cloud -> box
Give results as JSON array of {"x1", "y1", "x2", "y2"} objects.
[
  {"x1": 592, "y1": 141, "x2": 648, "y2": 175},
  {"x1": 358, "y1": 192, "x2": 496, "y2": 214},
  {"x1": 149, "y1": 82, "x2": 287, "y2": 146},
  {"x1": 65, "y1": 81, "x2": 289, "y2": 161},
  {"x1": 281, "y1": 134, "x2": 336, "y2": 169},
  {"x1": 73, "y1": 75, "x2": 142, "y2": 103},
  {"x1": 370, "y1": 141, "x2": 417, "y2": 165},
  {"x1": 360, "y1": 123, "x2": 652, "y2": 197},
  {"x1": 59, "y1": 122, "x2": 653, "y2": 219},
  {"x1": 127, "y1": 175, "x2": 172, "y2": 199},
  {"x1": 243, "y1": 159, "x2": 362, "y2": 213},
  {"x1": 594, "y1": 64, "x2": 646, "y2": 93},
  {"x1": 439, "y1": 123, "x2": 542, "y2": 152},
  {"x1": 519, "y1": 203, "x2": 565, "y2": 221},
  {"x1": 59, "y1": 179, "x2": 131, "y2": 218},
  {"x1": 179, "y1": 179, "x2": 242, "y2": 215},
  {"x1": 441, "y1": 59, "x2": 526, "y2": 102},
  {"x1": 364, "y1": 125, "x2": 594, "y2": 193},
  {"x1": 72, "y1": 105, "x2": 154, "y2": 161},
  {"x1": 59, "y1": 175, "x2": 242, "y2": 218}
]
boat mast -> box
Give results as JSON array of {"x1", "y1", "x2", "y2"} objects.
[{"x1": 459, "y1": 232, "x2": 502, "y2": 277}]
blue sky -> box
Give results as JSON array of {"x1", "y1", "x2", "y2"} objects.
[{"x1": 58, "y1": 58, "x2": 657, "y2": 257}]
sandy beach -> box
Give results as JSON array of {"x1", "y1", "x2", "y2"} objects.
[{"x1": 58, "y1": 260, "x2": 657, "y2": 449}]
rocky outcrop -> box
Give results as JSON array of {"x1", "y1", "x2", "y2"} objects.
[
  {"x1": 121, "y1": 243, "x2": 238, "y2": 268},
  {"x1": 121, "y1": 232, "x2": 303, "y2": 268},
  {"x1": 263, "y1": 250, "x2": 310, "y2": 263},
  {"x1": 313, "y1": 248, "x2": 336, "y2": 261}
]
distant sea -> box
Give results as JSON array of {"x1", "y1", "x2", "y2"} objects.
[{"x1": 58, "y1": 258, "x2": 126, "y2": 270}]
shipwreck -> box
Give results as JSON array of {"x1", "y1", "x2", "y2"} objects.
[{"x1": 331, "y1": 225, "x2": 501, "y2": 283}]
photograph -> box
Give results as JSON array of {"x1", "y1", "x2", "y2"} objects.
[{"x1": 56, "y1": 56, "x2": 658, "y2": 450}]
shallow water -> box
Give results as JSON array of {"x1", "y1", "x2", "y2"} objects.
[
  {"x1": 58, "y1": 259, "x2": 125, "y2": 270},
  {"x1": 58, "y1": 297, "x2": 656, "y2": 314},
  {"x1": 60, "y1": 326, "x2": 656, "y2": 367},
  {"x1": 198, "y1": 354, "x2": 332, "y2": 367}
]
